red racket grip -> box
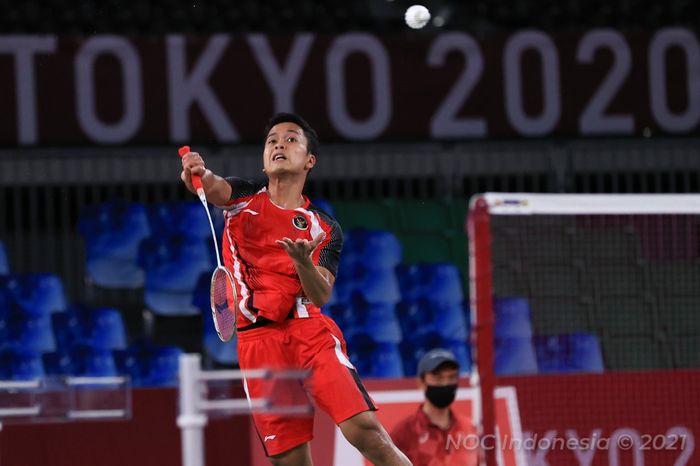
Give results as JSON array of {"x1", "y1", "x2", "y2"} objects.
[{"x1": 178, "y1": 145, "x2": 204, "y2": 192}]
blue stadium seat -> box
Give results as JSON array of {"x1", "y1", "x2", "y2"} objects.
[
  {"x1": 348, "y1": 265, "x2": 401, "y2": 304},
  {"x1": 191, "y1": 272, "x2": 211, "y2": 311},
  {"x1": 343, "y1": 229, "x2": 402, "y2": 270},
  {"x1": 494, "y1": 297, "x2": 533, "y2": 338},
  {"x1": 495, "y1": 337, "x2": 538, "y2": 375},
  {"x1": 71, "y1": 345, "x2": 117, "y2": 377},
  {"x1": 421, "y1": 263, "x2": 464, "y2": 303},
  {"x1": 114, "y1": 342, "x2": 150, "y2": 387},
  {"x1": 43, "y1": 351, "x2": 73, "y2": 376},
  {"x1": 51, "y1": 306, "x2": 89, "y2": 352},
  {"x1": 534, "y1": 335, "x2": 564, "y2": 373},
  {"x1": 371, "y1": 343, "x2": 404, "y2": 378},
  {"x1": 10, "y1": 350, "x2": 45, "y2": 380},
  {"x1": 326, "y1": 303, "x2": 355, "y2": 336},
  {"x1": 114, "y1": 340, "x2": 185, "y2": 387},
  {"x1": 396, "y1": 299, "x2": 438, "y2": 340},
  {"x1": 0, "y1": 350, "x2": 13, "y2": 378},
  {"x1": 147, "y1": 346, "x2": 183, "y2": 387},
  {"x1": 432, "y1": 301, "x2": 469, "y2": 341},
  {"x1": 8, "y1": 316, "x2": 56, "y2": 353},
  {"x1": 203, "y1": 326, "x2": 238, "y2": 365},
  {"x1": 350, "y1": 298, "x2": 402, "y2": 343},
  {"x1": 396, "y1": 264, "x2": 421, "y2": 302},
  {"x1": 397, "y1": 263, "x2": 464, "y2": 304},
  {"x1": 141, "y1": 235, "x2": 214, "y2": 315},
  {"x1": 0, "y1": 240, "x2": 9, "y2": 275},
  {"x1": 395, "y1": 298, "x2": 467, "y2": 341},
  {"x1": 445, "y1": 339, "x2": 472, "y2": 375},
  {"x1": 0, "y1": 308, "x2": 9, "y2": 350},
  {"x1": 0, "y1": 282, "x2": 14, "y2": 316},
  {"x1": 86, "y1": 308, "x2": 127, "y2": 350},
  {"x1": 568, "y1": 333, "x2": 604, "y2": 373},
  {"x1": 148, "y1": 201, "x2": 213, "y2": 240},
  {"x1": 534, "y1": 333, "x2": 604, "y2": 374},
  {"x1": 3, "y1": 273, "x2": 67, "y2": 317},
  {"x1": 327, "y1": 272, "x2": 353, "y2": 306},
  {"x1": 346, "y1": 333, "x2": 374, "y2": 377},
  {"x1": 78, "y1": 202, "x2": 150, "y2": 288},
  {"x1": 346, "y1": 334, "x2": 403, "y2": 379}
]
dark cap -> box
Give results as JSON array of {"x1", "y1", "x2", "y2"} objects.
[{"x1": 417, "y1": 348, "x2": 459, "y2": 376}]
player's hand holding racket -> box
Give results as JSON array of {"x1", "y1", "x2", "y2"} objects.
[{"x1": 179, "y1": 146, "x2": 238, "y2": 342}]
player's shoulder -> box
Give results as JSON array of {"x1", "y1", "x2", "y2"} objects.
[
  {"x1": 307, "y1": 202, "x2": 341, "y2": 230},
  {"x1": 225, "y1": 177, "x2": 266, "y2": 197}
]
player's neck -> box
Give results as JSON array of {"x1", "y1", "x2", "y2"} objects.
[
  {"x1": 267, "y1": 177, "x2": 305, "y2": 209},
  {"x1": 422, "y1": 402, "x2": 451, "y2": 430}
]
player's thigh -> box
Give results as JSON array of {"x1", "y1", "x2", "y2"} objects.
[
  {"x1": 304, "y1": 340, "x2": 376, "y2": 424},
  {"x1": 239, "y1": 330, "x2": 313, "y2": 456}
]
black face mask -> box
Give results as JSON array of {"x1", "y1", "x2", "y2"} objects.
[{"x1": 425, "y1": 384, "x2": 458, "y2": 408}]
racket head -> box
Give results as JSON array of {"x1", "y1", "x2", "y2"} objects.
[{"x1": 210, "y1": 266, "x2": 238, "y2": 342}]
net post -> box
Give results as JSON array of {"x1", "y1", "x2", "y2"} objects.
[
  {"x1": 177, "y1": 354, "x2": 207, "y2": 466},
  {"x1": 468, "y1": 195, "x2": 497, "y2": 466}
]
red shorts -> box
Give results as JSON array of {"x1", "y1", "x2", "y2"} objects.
[{"x1": 237, "y1": 315, "x2": 376, "y2": 456}]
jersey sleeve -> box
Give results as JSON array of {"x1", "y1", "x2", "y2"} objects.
[
  {"x1": 318, "y1": 219, "x2": 343, "y2": 278},
  {"x1": 222, "y1": 177, "x2": 261, "y2": 207}
]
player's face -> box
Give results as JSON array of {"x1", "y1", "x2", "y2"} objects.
[{"x1": 263, "y1": 122, "x2": 316, "y2": 177}]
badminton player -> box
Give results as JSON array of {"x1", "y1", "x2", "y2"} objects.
[{"x1": 181, "y1": 113, "x2": 412, "y2": 466}]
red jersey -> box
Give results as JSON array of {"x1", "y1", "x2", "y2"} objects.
[
  {"x1": 391, "y1": 405, "x2": 479, "y2": 466},
  {"x1": 220, "y1": 177, "x2": 342, "y2": 330}
]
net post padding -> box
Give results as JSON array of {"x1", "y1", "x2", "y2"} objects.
[{"x1": 468, "y1": 196, "x2": 497, "y2": 466}]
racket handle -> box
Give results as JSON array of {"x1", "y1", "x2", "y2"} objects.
[{"x1": 178, "y1": 145, "x2": 204, "y2": 193}]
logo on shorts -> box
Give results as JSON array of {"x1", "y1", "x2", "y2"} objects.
[
  {"x1": 264, "y1": 435, "x2": 277, "y2": 442},
  {"x1": 292, "y1": 215, "x2": 308, "y2": 230}
]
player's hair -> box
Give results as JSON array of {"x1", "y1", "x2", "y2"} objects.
[{"x1": 264, "y1": 113, "x2": 320, "y2": 157}]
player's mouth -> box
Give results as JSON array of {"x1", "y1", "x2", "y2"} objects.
[{"x1": 272, "y1": 153, "x2": 287, "y2": 161}]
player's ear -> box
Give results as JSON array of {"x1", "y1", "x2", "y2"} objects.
[{"x1": 305, "y1": 153, "x2": 316, "y2": 171}]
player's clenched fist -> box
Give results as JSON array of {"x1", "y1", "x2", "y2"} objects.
[{"x1": 180, "y1": 151, "x2": 207, "y2": 193}]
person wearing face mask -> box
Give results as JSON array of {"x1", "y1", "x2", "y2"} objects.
[{"x1": 390, "y1": 349, "x2": 478, "y2": 466}]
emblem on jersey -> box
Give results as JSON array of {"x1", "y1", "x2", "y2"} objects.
[{"x1": 292, "y1": 215, "x2": 309, "y2": 230}]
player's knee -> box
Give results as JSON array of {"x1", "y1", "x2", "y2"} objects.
[{"x1": 340, "y1": 411, "x2": 391, "y2": 451}]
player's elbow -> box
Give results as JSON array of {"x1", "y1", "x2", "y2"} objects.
[{"x1": 311, "y1": 289, "x2": 332, "y2": 308}]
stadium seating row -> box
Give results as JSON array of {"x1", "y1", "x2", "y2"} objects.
[
  {"x1": 0, "y1": 255, "x2": 183, "y2": 384},
  {"x1": 492, "y1": 297, "x2": 604, "y2": 375},
  {"x1": 0, "y1": 342, "x2": 181, "y2": 387}
]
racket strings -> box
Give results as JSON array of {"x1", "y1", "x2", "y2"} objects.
[{"x1": 211, "y1": 267, "x2": 236, "y2": 341}]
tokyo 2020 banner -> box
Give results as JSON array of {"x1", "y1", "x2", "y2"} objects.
[{"x1": 0, "y1": 28, "x2": 698, "y2": 145}]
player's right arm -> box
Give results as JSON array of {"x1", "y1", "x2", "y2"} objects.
[{"x1": 180, "y1": 150, "x2": 232, "y2": 206}]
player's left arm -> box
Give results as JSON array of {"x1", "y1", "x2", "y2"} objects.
[
  {"x1": 276, "y1": 232, "x2": 335, "y2": 307},
  {"x1": 277, "y1": 218, "x2": 342, "y2": 307}
]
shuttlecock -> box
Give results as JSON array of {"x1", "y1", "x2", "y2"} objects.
[{"x1": 405, "y1": 5, "x2": 430, "y2": 29}]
